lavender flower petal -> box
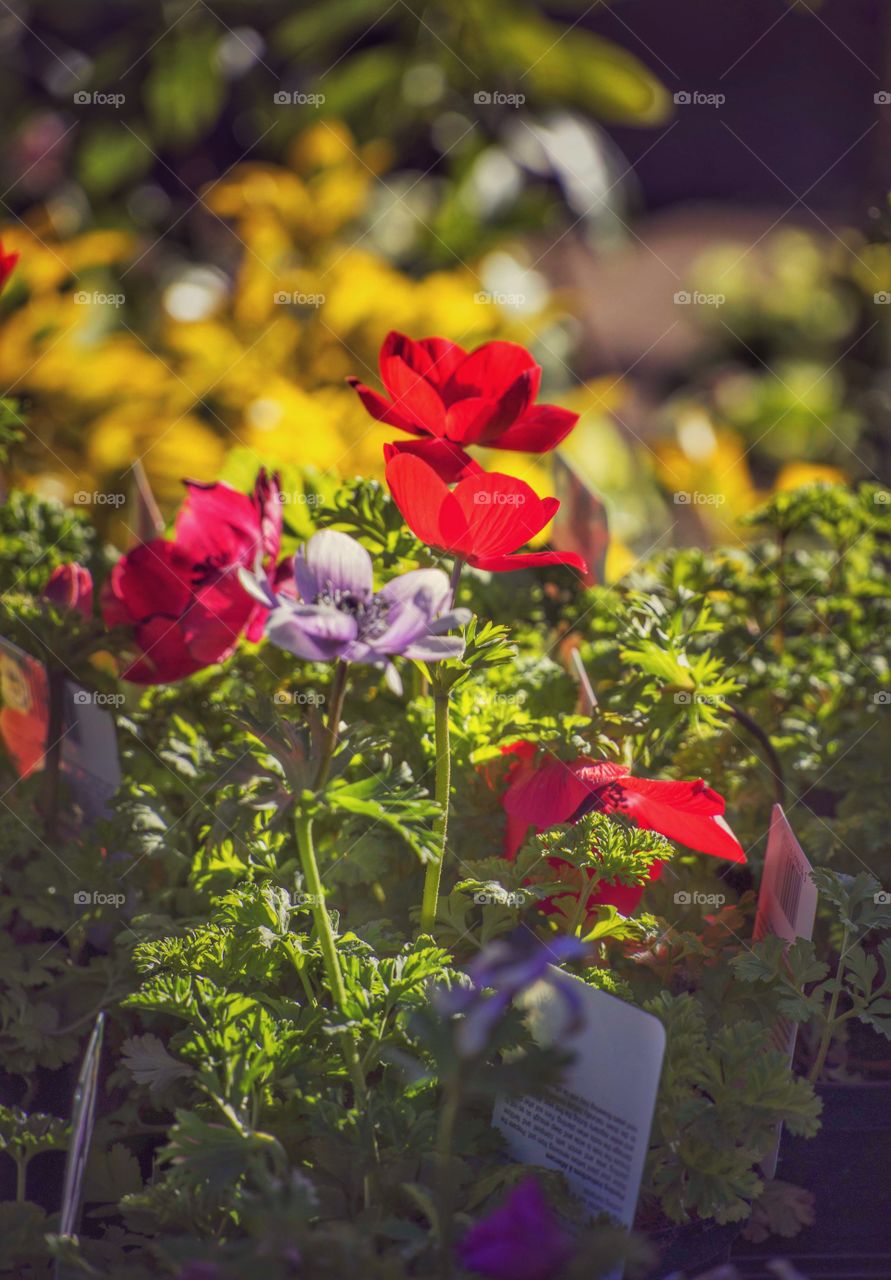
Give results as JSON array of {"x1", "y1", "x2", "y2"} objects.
[
  {"x1": 294, "y1": 529, "x2": 373, "y2": 604},
  {"x1": 401, "y1": 635, "x2": 466, "y2": 661},
  {"x1": 266, "y1": 603, "x2": 357, "y2": 661}
]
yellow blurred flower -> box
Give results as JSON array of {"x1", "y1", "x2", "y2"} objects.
[
  {"x1": 0, "y1": 120, "x2": 567, "y2": 516},
  {"x1": 655, "y1": 410, "x2": 760, "y2": 534},
  {"x1": 774, "y1": 461, "x2": 847, "y2": 491}
]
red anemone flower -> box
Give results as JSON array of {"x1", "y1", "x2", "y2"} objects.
[
  {"x1": 385, "y1": 453, "x2": 587, "y2": 575},
  {"x1": 348, "y1": 331, "x2": 579, "y2": 482},
  {"x1": 500, "y1": 741, "x2": 745, "y2": 918},
  {"x1": 43, "y1": 564, "x2": 93, "y2": 619},
  {"x1": 102, "y1": 470, "x2": 289, "y2": 684},
  {"x1": 0, "y1": 241, "x2": 18, "y2": 294}
]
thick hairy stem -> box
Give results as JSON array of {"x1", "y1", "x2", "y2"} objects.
[
  {"x1": 421, "y1": 690, "x2": 451, "y2": 934},
  {"x1": 727, "y1": 703, "x2": 786, "y2": 807},
  {"x1": 293, "y1": 812, "x2": 365, "y2": 1102}
]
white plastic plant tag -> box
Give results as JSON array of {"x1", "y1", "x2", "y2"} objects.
[
  {"x1": 493, "y1": 969, "x2": 665, "y2": 1274},
  {"x1": 753, "y1": 803, "x2": 818, "y2": 1177},
  {"x1": 62, "y1": 678, "x2": 123, "y2": 822},
  {"x1": 0, "y1": 636, "x2": 121, "y2": 823}
]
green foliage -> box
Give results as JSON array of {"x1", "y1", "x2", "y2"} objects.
[
  {"x1": 0, "y1": 492, "x2": 98, "y2": 596},
  {"x1": 732, "y1": 869, "x2": 891, "y2": 1069},
  {"x1": 577, "y1": 483, "x2": 891, "y2": 868},
  {"x1": 644, "y1": 993, "x2": 821, "y2": 1224},
  {"x1": 0, "y1": 478, "x2": 887, "y2": 1273}
]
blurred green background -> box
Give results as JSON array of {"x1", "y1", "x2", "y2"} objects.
[{"x1": 2, "y1": 0, "x2": 891, "y2": 569}]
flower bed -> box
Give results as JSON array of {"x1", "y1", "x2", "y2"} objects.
[{"x1": 1, "y1": 271, "x2": 890, "y2": 1278}]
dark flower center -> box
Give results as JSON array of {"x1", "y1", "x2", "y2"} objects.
[{"x1": 316, "y1": 581, "x2": 390, "y2": 639}]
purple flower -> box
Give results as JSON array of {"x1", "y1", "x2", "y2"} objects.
[
  {"x1": 259, "y1": 530, "x2": 469, "y2": 692},
  {"x1": 437, "y1": 931, "x2": 590, "y2": 1058},
  {"x1": 458, "y1": 1177, "x2": 573, "y2": 1280}
]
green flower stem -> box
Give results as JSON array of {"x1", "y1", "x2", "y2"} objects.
[
  {"x1": 421, "y1": 689, "x2": 452, "y2": 934},
  {"x1": 435, "y1": 1080, "x2": 460, "y2": 1279},
  {"x1": 448, "y1": 555, "x2": 464, "y2": 605},
  {"x1": 568, "y1": 877, "x2": 598, "y2": 937},
  {"x1": 809, "y1": 927, "x2": 850, "y2": 1084},
  {"x1": 293, "y1": 810, "x2": 366, "y2": 1103},
  {"x1": 315, "y1": 658, "x2": 348, "y2": 791}
]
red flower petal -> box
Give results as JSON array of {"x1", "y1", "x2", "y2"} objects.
[
  {"x1": 380, "y1": 354, "x2": 448, "y2": 436},
  {"x1": 174, "y1": 481, "x2": 261, "y2": 565},
  {"x1": 476, "y1": 370, "x2": 539, "y2": 441},
  {"x1": 346, "y1": 378, "x2": 426, "y2": 436},
  {"x1": 383, "y1": 438, "x2": 481, "y2": 483},
  {"x1": 385, "y1": 453, "x2": 466, "y2": 551},
  {"x1": 414, "y1": 336, "x2": 467, "y2": 391},
  {"x1": 444, "y1": 397, "x2": 503, "y2": 445},
  {"x1": 446, "y1": 341, "x2": 541, "y2": 403},
  {"x1": 453, "y1": 472, "x2": 555, "y2": 557},
  {"x1": 381, "y1": 331, "x2": 466, "y2": 394},
  {"x1": 492, "y1": 404, "x2": 579, "y2": 453},
  {"x1": 469, "y1": 548, "x2": 588, "y2": 574},
  {"x1": 618, "y1": 777, "x2": 746, "y2": 862},
  {"x1": 102, "y1": 541, "x2": 195, "y2": 628},
  {"x1": 0, "y1": 245, "x2": 19, "y2": 294}
]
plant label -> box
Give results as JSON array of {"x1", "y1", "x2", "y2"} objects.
[
  {"x1": 550, "y1": 452, "x2": 610, "y2": 586},
  {"x1": 0, "y1": 636, "x2": 121, "y2": 822},
  {"x1": 493, "y1": 971, "x2": 665, "y2": 1273},
  {"x1": 754, "y1": 804, "x2": 818, "y2": 949},
  {"x1": 754, "y1": 803, "x2": 818, "y2": 1176},
  {"x1": 58, "y1": 1012, "x2": 105, "y2": 1246}
]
